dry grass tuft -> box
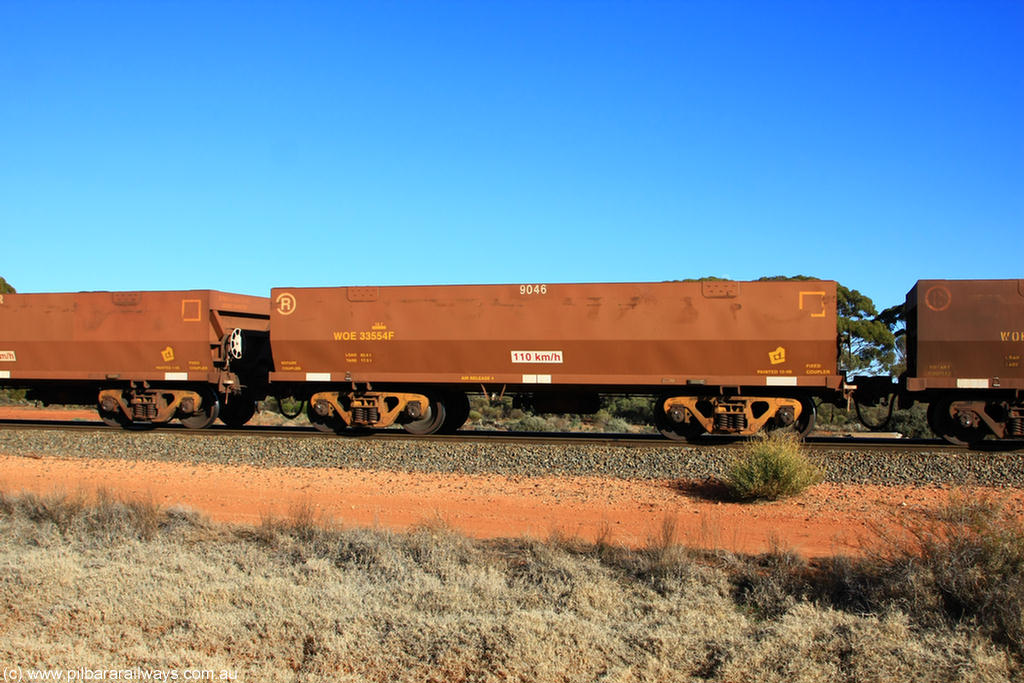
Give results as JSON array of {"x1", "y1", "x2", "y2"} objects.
[
  {"x1": 18, "y1": 489, "x2": 86, "y2": 532},
  {"x1": 723, "y1": 432, "x2": 823, "y2": 501},
  {"x1": 866, "y1": 494, "x2": 1024, "y2": 655}
]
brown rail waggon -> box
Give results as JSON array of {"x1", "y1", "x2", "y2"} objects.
[
  {"x1": 905, "y1": 279, "x2": 1024, "y2": 444},
  {"x1": 269, "y1": 280, "x2": 844, "y2": 439},
  {"x1": 0, "y1": 290, "x2": 271, "y2": 428}
]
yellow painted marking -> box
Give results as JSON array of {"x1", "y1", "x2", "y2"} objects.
[
  {"x1": 276, "y1": 292, "x2": 297, "y2": 316},
  {"x1": 768, "y1": 346, "x2": 786, "y2": 365},
  {"x1": 798, "y1": 291, "x2": 827, "y2": 318},
  {"x1": 333, "y1": 330, "x2": 395, "y2": 341},
  {"x1": 161, "y1": 346, "x2": 175, "y2": 362}
]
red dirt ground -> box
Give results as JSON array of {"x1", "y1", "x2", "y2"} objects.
[{"x1": 3, "y1": 406, "x2": 1022, "y2": 557}]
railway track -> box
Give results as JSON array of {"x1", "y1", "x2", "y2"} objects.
[
  {"x1": 3, "y1": 412, "x2": 1023, "y2": 490},
  {"x1": 1, "y1": 415, "x2": 1021, "y2": 453}
]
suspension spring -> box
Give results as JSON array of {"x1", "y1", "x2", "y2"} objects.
[
  {"x1": 1009, "y1": 417, "x2": 1024, "y2": 437},
  {"x1": 351, "y1": 406, "x2": 380, "y2": 425},
  {"x1": 132, "y1": 403, "x2": 157, "y2": 421},
  {"x1": 714, "y1": 412, "x2": 748, "y2": 432}
]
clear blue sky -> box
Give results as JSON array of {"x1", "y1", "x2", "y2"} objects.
[{"x1": 2, "y1": 1, "x2": 1021, "y2": 311}]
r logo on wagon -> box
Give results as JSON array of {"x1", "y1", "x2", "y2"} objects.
[{"x1": 276, "y1": 292, "x2": 297, "y2": 316}]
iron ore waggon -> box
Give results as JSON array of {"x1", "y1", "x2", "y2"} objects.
[
  {"x1": 903, "y1": 279, "x2": 1024, "y2": 445},
  {"x1": 268, "y1": 280, "x2": 844, "y2": 439},
  {"x1": 0, "y1": 290, "x2": 271, "y2": 428}
]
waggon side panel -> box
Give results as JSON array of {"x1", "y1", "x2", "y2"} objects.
[
  {"x1": 906, "y1": 279, "x2": 1024, "y2": 391},
  {"x1": 269, "y1": 281, "x2": 842, "y2": 389},
  {"x1": 0, "y1": 290, "x2": 269, "y2": 384}
]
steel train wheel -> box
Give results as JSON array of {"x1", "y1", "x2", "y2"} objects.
[
  {"x1": 653, "y1": 397, "x2": 706, "y2": 442},
  {"x1": 794, "y1": 397, "x2": 816, "y2": 437},
  {"x1": 97, "y1": 404, "x2": 130, "y2": 429},
  {"x1": 179, "y1": 388, "x2": 221, "y2": 429},
  {"x1": 307, "y1": 402, "x2": 347, "y2": 434},
  {"x1": 97, "y1": 401, "x2": 157, "y2": 430},
  {"x1": 438, "y1": 391, "x2": 470, "y2": 434},
  {"x1": 219, "y1": 396, "x2": 258, "y2": 428},
  {"x1": 927, "y1": 399, "x2": 986, "y2": 447},
  {"x1": 403, "y1": 394, "x2": 447, "y2": 435}
]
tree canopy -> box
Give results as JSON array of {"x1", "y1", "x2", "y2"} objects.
[{"x1": 0, "y1": 277, "x2": 14, "y2": 294}]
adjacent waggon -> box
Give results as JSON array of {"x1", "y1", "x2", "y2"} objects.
[
  {"x1": 0, "y1": 290, "x2": 272, "y2": 429},
  {"x1": 1, "y1": 278, "x2": 1021, "y2": 445},
  {"x1": 900, "y1": 279, "x2": 1023, "y2": 444}
]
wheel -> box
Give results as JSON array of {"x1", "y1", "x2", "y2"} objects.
[
  {"x1": 438, "y1": 391, "x2": 470, "y2": 434},
  {"x1": 97, "y1": 404, "x2": 130, "y2": 429},
  {"x1": 179, "y1": 389, "x2": 221, "y2": 429},
  {"x1": 219, "y1": 395, "x2": 257, "y2": 428},
  {"x1": 926, "y1": 400, "x2": 946, "y2": 438},
  {"x1": 403, "y1": 394, "x2": 446, "y2": 435},
  {"x1": 97, "y1": 401, "x2": 157, "y2": 430},
  {"x1": 653, "y1": 398, "x2": 706, "y2": 442},
  {"x1": 795, "y1": 397, "x2": 816, "y2": 437},
  {"x1": 307, "y1": 402, "x2": 347, "y2": 434},
  {"x1": 928, "y1": 399, "x2": 986, "y2": 447}
]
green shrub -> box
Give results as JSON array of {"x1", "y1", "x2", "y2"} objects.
[
  {"x1": 723, "y1": 432, "x2": 823, "y2": 501},
  {"x1": 0, "y1": 388, "x2": 29, "y2": 405},
  {"x1": 602, "y1": 416, "x2": 631, "y2": 433},
  {"x1": 508, "y1": 415, "x2": 558, "y2": 432},
  {"x1": 258, "y1": 396, "x2": 303, "y2": 417},
  {"x1": 601, "y1": 395, "x2": 654, "y2": 424},
  {"x1": 888, "y1": 403, "x2": 934, "y2": 439}
]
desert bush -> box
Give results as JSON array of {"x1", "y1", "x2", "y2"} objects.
[
  {"x1": 815, "y1": 401, "x2": 857, "y2": 430},
  {"x1": 258, "y1": 396, "x2": 304, "y2": 417},
  {"x1": 723, "y1": 494, "x2": 1024, "y2": 662},
  {"x1": 810, "y1": 401, "x2": 935, "y2": 439},
  {"x1": 17, "y1": 490, "x2": 86, "y2": 533},
  {"x1": 869, "y1": 495, "x2": 1024, "y2": 654},
  {"x1": 723, "y1": 432, "x2": 823, "y2": 501},
  {"x1": 601, "y1": 395, "x2": 654, "y2": 424},
  {"x1": 0, "y1": 388, "x2": 29, "y2": 405},
  {"x1": 729, "y1": 545, "x2": 810, "y2": 619},
  {"x1": 589, "y1": 409, "x2": 631, "y2": 433},
  {"x1": 508, "y1": 414, "x2": 558, "y2": 432},
  {"x1": 888, "y1": 403, "x2": 934, "y2": 439}
]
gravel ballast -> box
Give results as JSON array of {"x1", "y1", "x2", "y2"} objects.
[{"x1": 1, "y1": 427, "x2": 1023, "y2": 488}]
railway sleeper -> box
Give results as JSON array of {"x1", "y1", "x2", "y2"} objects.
[
  {"x1": 309, "y1": 390, "x2": 432, "y2": 430},
  {"x1": 662, "y1": 395, "x2": 809, "y2": 437}
]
